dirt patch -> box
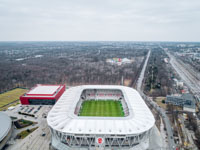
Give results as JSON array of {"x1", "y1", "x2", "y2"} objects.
[
  {"x1": 124, "y1": 79, "x2": 132, "y2": 86},
  {"x1": 154, "y1": 97, "x2": 167, "y2": 110}
]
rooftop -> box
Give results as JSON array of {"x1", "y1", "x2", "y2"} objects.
[
  {"x1": 0, "y1": 112, "x2": 12, "y2": 141},
  {"x1": 181, "y1": 93, "x2": 194, "y2": 101},
  {"x1": 166, "y1": 93, "x2": 196, "y2": 109},
  {"x1": 24, "y1": 84, "x2": 63, "y2": 97}
]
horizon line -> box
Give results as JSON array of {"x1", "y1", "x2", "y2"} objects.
[{"x1": 0, "y1": 40, "x2": 200, "y2": 43}]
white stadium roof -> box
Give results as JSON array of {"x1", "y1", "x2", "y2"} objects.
[
  {"x1": 47, "y1": 85, "x2": 155, "y2": 135},
  {"x1": 27, "y1": 85, "x2": 60, "y2": 95}
]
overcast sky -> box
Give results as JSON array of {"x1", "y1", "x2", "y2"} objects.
[{"x1": 0, "y1": 0, "x2": 200, "y2": 41}]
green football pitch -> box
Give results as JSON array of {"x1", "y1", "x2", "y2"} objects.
[{"x1": 79, "y1": 100, "x2": 124, "y2": 117}]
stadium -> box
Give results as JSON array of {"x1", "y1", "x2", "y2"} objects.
[
  {"x1": 0, "y1": 112, "x2": 13, "y2": 150},
  {"x1": 47, "y1": 85, "x2": 155, "y2": 150}
]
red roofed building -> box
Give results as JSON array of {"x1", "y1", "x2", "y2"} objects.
[{"x1": 20, "y1": 84, "x2": 65, "y2": 105}]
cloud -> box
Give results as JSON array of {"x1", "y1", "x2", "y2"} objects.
[{"x1": 0, "y1": 0, "x2": 200, "y2": 41}]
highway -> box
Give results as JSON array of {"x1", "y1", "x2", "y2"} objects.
[
  {"x1": 161, "y1": 46, "x2": 200, "y2": 98},
  {"x1": 136, "y1": 49, "x2": 176, "y2": 150}
]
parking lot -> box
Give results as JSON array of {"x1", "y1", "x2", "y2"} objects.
[{"x1": 4, "y1": 104, "x2": 52, "y2": 150}]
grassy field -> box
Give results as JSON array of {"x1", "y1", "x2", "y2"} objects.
[
  {"x1": 16, "y1": 127, "x2": 38, "y2": 139},
  {"x1": 79, "y1": 100, "x2": 124, "y2": 117},
  {"x1": 0, "y1": 88, "x2": 27, "y2": 108}
]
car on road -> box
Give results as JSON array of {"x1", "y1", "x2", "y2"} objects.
[{"x1": 41, "y1": 133, "x2": 46, "y2": 136}]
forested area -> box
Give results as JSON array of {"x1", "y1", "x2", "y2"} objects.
[
  {"x1": 144, "y1": 48, "x2": 173, "y2": 96},
  {"x1": 0, "y1": 42, "x2": 147, "y2": 92}
]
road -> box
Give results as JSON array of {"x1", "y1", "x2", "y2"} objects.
[
  {"x1": 161, "y1": 46, "x2": 200, "y2": 98},
  {"x1": 136, "y1": 50, "x2": 151, "y2": 92},
  {"x1": 141, "y1": 93, "x2": 176, "y2": 150},
  {"x1": 135, "y1": 49, "x2": 176, "y2": 150},
  {"x1": 160, "y1": 117, "x2": 167, "y2": 148}
]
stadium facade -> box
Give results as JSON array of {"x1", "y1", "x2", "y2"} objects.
[
  {"x1": 0, "y1": 112, "x2": 13, "y2": 150},
  {"x1": 20, "y1": 84, "x2": 65, "y2": 105},
  {"x1": 47, "y1": 85, "x2": 155, "y2": 150}
]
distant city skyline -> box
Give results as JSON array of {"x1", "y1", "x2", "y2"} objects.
[{"x1": 0, "y1": 0, "x2": 200, "y2": 41}]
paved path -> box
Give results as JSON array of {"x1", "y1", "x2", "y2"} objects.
[{"x1": 5, "y1": 105, "x2": 52, "y2": 150}]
